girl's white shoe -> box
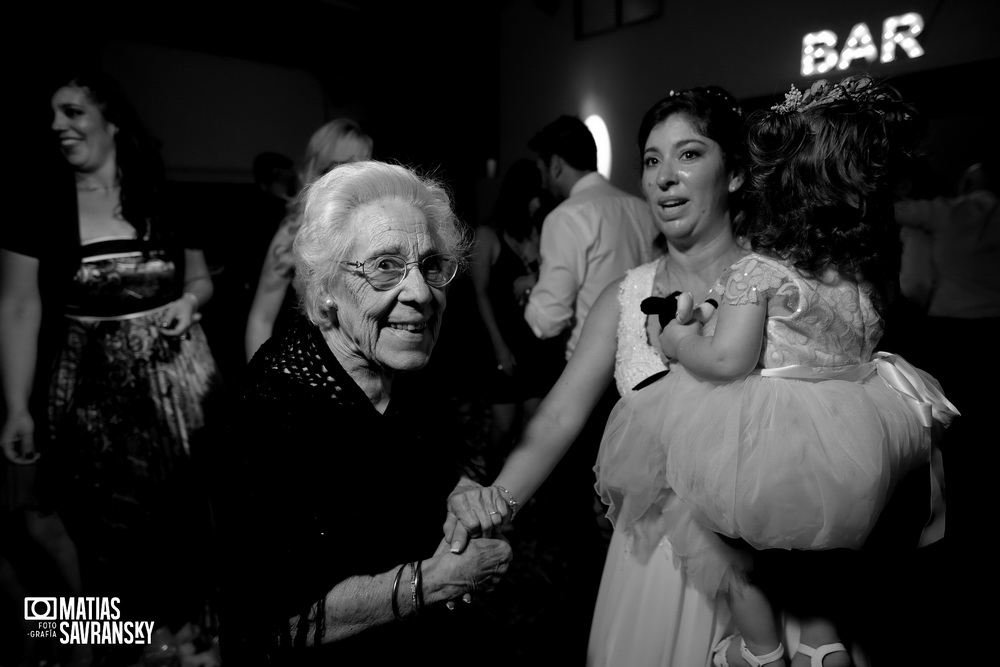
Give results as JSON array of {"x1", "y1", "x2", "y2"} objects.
[{"x1": 712, "y1": 634, "x2": 786, "y2": 667}]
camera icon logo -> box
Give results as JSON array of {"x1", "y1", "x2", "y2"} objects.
[{"x1": 24, "y1": 597, "x2": 58, "y2": 621}]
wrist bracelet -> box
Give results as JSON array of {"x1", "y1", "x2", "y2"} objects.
[
  {"x1": 391, "y1": 563, "x2": 406, "y2": 621},
  {"x1": 495, "y1": 485, "x2": 520, "y2": 519},
  {"x1": 409, "y1": 561, "x2": 419, "y2": 615},
  {"x1": 415, "y1": 560, "x2": 424, "y2": 611}
]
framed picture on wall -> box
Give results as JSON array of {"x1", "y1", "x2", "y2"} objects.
[{"x1": 575, "y1": 0, "x2": 662, "y2": 39}]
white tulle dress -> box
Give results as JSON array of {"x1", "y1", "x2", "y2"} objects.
[
  {"x1": 587, "y1": 260, "x2": 737, "y2": 667},
  {"x1": 596, "y1": 253, "x2": 957, "y2": 598}
]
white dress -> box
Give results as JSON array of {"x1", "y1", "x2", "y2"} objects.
[
  {"x1": 588, "y1": 259, "x2": 872, "y2": 667},
  {"x1": 587, "y1": 260, "x2": 734, "y2": 667},
  {"x1": 599, "y1": 254, "x2": 953, "y2": 598}
]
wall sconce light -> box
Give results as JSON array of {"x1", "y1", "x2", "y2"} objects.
[{"x1": 584, "y1": 114, "x2": 612, "y2": 180}]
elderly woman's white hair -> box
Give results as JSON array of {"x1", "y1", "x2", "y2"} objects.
[{"x1": 293, "y1": 160, "x2": 472, "y2": 328}]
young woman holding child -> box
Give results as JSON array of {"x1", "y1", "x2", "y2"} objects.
[{"x1": 599, "y1": 76, "x2": 958, "y2": 666}]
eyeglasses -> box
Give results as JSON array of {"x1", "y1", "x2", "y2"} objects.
[{"x1": 342, "y1": 253, "x2": 459, "y2": 291}]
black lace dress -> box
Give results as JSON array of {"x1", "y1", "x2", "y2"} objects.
[{"x1": 217, "y1": 320, "x2": 501, "y2": 664}]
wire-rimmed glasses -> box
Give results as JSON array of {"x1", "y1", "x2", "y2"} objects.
[{"x1": 341, "y1": 253, "x2": 459, "y2": 291}]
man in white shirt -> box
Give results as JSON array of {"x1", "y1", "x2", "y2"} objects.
[
  {"x1": 524, "y1": 115, "x2": 656, "y2": 360},
  {"x1": 896, "y1": 160, "x2": 1000, "y2": 320}
]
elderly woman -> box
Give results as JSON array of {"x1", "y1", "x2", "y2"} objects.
[{"x1": 217, "y1": 160, "x2": 512, "y2": 664}]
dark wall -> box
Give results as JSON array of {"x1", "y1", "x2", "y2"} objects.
[{"x1": 495, "y1": 0, "x2": 1000, "y2": 193}]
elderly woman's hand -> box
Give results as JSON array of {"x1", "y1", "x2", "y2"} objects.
[
  {"x1": 422, "y1": 536, "x2": 512, "y2": 608},
  {"x1": 444, "y1": 485, "x2": 513, "y2": 554}
]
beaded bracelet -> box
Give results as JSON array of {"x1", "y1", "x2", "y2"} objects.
[
  {"x1": 495, "y1": 485, "x2": 519, "y2": 520},
  {"x1": 391, "y1": 563, "x2": 406, "y2": 621}
]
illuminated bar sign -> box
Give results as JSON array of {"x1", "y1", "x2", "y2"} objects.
[{"x1": 801, "y1": 12, "x2": 924, "y2": 76}]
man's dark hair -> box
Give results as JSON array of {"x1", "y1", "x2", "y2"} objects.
[{"x1": 528, "y1": 115, "x2": 597, "y2": 172}]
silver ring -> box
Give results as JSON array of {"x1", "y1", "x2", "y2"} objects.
[{"x1": 488, "y1": 510, "x2": 499, "y2": 516}]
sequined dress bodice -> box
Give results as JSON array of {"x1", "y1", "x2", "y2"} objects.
[
  {"x1": 718, "y1": 253, "x2": 884, "y2": 368},
  {"x1": 66, "y1": 237, "x2": 180, "y2": 317}
]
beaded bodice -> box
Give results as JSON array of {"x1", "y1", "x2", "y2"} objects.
[{"x1": 615, "y1": 261, "x2": 669, "y2": 396}]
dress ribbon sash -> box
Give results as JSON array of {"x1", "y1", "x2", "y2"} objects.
[
  {"x1": 759, "y1": 351, "x2": 960, "y2": 428},
  {"x1": 761, "y1": 352, "x2": 956, "y2": 547}
]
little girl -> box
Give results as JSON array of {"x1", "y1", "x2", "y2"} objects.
[{"x1": 596, "y1": 76, "x2": 959, "y2": 667}]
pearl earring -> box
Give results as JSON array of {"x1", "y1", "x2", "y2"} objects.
[{"x1": 323, "y1": 297, "x2": 335, "y2": 309}]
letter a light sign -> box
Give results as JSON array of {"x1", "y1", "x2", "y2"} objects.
[{"x1": 801, "y1": 13, "x2": 925, "y2": 77}]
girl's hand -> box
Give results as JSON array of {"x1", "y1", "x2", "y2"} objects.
[
  {"x1": 1, "y1": 410, "x2": 39, "y2": 464},
  {"x1": 159, "y1": 294, "x2": 202, "y2": 336},
  {"x1": 674, "y1": 291, "x2": 695, "y2": 324},
  {"x1": 660, "y1": 318, "x2": 702, "y2": 360}
]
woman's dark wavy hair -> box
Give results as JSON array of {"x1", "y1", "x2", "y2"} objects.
[
  {"x1": 55, "y1": 70, "x2": 167, "y2": 242},
  {"x1": 637, "y1": 86, "x2": 749, "y2": 250},
  {"x1": 744, "y1": 76, "x2": 923, "y2": 309}
]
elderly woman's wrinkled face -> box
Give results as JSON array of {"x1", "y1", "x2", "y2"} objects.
[
  {"x1": 642, "y1": 114, "x2": 742, "y2": 246},
  {"x1": 332, "y1": 198, "x2": 446, "y2": 372},
  {"x1": 51, "y1": 86, "x2": 117, "y2": 173}
]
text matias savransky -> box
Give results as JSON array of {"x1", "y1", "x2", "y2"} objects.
[{"x1": 24, "y1": 597, "x2": 154, "y2": 645}]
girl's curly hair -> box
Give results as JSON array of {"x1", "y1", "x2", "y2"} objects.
[{"x1": 744, "y1": 76, "x2": 923, "y2": 309}]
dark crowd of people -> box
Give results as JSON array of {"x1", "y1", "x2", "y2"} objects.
[{"x1": 1, "y1": 65, "x2": 996, "y2": 667}]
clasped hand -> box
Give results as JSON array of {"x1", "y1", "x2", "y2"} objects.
[
  {"x1": 444, "y1": 483, "x2": 513, "y2": 556},
  {"x1": 427, "y1": 533, "x2": 511, "y2": 609}
]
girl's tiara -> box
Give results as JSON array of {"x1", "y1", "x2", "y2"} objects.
[{"x1": 770, "y1": 76, "x2": 899, "y2": 116}]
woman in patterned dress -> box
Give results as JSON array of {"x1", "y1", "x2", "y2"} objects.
[{"x1": 1, "y1": 70, "x2": 220, "y2": 658}]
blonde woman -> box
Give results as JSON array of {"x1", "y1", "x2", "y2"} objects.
[{"x1": 244, "y1": 119, "x2": 373, "y2": 361}]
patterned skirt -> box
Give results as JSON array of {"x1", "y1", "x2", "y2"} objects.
[{"x1": 48, "y1": 311, "x2": 219, "y2": 574}]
